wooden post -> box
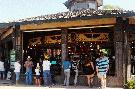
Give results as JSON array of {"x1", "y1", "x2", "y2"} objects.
[
  {"x1": 125, "y1": 23, "x2": 132, "y2": 81},
  {"x1": 60, "y1": 28, "x2": 68, "y2": 84},
  {"x1": 12, "y1": 23, "x2": 23, "y2": 61},
  {"x1": 61, "y1": 28, "x2": 68, "y2": 61},
  {"x1": 111, "y1": 17, "x2": 129, "y2": 87},
  {"x1": 123, "y1": 18, "x2": 129, "y2": 84},
  {"x1": 126, "y1": 37, "x2": 131, "y2": 81}
]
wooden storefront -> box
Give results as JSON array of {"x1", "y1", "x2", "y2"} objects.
[{"x1": 1, "y1": 9, "x2": 135, "y2": 87}]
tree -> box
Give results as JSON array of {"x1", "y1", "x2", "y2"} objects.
[{"x1": 102, "y1": 4, "x2": 123, "y2": 10}]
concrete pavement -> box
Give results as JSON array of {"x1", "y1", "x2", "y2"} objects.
[
  {"x1": 0, "y1": 86, "x2": 123, "y2": 89},
  {"x1": 0, "y1": 80, "x2": 123, "y2": 89}
]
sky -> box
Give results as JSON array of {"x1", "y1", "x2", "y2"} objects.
[{"x1": 0, "y1": 0, "x2": 135, "y2": 22}]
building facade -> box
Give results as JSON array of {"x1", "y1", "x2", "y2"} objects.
[{"x1": 0, "y1": 9, "x2": 135, "y2": 87}]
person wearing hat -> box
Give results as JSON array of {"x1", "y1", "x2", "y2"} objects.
[
  {"x1": 24, "y1": 56, "x2": 33, "y2": 85},
  {"x1": 96, "y1": 52, "x2": 109, "y2": 89}
]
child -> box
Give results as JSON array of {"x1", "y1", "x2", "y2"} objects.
[{"x1": 35, "y1": 63, "x2": 41, "y2": 86}]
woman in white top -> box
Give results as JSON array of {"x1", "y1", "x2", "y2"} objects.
[
  {"x1": 35, "y1": 63, "x2": 41, "y2": 86},
  {"x1": 14, "y1": 60, "x2": 21, "y2": 85}
]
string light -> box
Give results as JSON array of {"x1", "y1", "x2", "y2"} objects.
[
  {"x1": 97, "y1": 45, "x2": 100, "y2": 49},
  {"x1": 90, "y1": 45, "x2": 92, "y2": 47}
]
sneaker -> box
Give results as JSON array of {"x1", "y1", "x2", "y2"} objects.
[{"x1": 97, "y1": 87, "x2": 102, "y2": 89}]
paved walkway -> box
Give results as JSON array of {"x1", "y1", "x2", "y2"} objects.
[
  {"x1": 0, "y1": 80, "x2": 123, "y2": 89},
  {"x1": 0, "y1": 86, "x2": 123, "y2": 89}
]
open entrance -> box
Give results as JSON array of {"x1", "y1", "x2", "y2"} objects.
[
  {"x1": 67, "y1": 27, "x2": 115, "y2": 76},
  {"x1": 22, "y1": 26, "x2": 115, "y2": 76},
  {"x1": 23, "y1": 30, "x2": 62, "y2": 74},
  {"x1": 0, "y1": 40, "x2": 13, "y2": 78}
]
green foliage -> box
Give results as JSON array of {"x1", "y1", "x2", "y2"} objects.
[
  {"x1": 102, "y1": 4, "x2": 123, "y2": 10},
  {"x1": 126, "y1": 79, "x2": 135, "y2": 89}
]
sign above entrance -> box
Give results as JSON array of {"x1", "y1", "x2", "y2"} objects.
[{"x1": 28, "y1": 33, "x2": 109, "y2": 46}]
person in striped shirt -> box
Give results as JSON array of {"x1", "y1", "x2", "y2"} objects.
[{"x1": 96, "y1": 52, "x2": 109, "y2": 89}]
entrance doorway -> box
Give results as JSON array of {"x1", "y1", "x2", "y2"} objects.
[{"x1": 22, "y1": 27, "x2": 115, "y2": 76}]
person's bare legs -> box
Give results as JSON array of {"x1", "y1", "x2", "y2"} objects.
[
  {"x1": 90, "y1": 77, "x2": 93, "y2": 86},
  {"x1": 103, "y1": 76, "x2": 106, "y2": 88},
  {"x1": 37, "y1": 79, "x2": 41, "y2": 86},
  {"x1": 87, "y1": 75, "x2": 90, "y2": 86},
  {"x1": 35, "y1": 79, "x2": 38, "y2": 86},
  {"x1": 98, "y1": 74, "x2": 104, "y2": 88},
  {"x1": 87, "y1": 74, "x2": 94, "y2": 87}
]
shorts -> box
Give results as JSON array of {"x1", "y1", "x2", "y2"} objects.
[
  {"x1": 36, "y1": 75, "x2": 40, "y2": 79},
  {"x1": 98, "y1": 72, "x2": 106, "y2": 78}
]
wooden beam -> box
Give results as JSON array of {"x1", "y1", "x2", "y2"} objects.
[
  {"x1": 129, "y1": 17, "x2": 135, "y2": 25},
  {"x1": 0, "y1": 28, "x2": 13, "y2": 40},
  {"x1": 20, "y1": 18, "x2": 116, "y2": 31}
]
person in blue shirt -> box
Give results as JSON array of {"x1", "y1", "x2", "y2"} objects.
[
  {"x1": 96, "y1": 52, "x2": 109, "y2": 89},
  {"x1": 62, "y1": 58, "x2": 71, "y2": 86}
]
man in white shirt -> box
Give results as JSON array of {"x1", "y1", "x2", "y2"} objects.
[
  {"x1": 14, "y1": 60, "x2": 21, "y2": 85},
  {"x1": 42, "y1": 58, "x2": 51, "y2": 86},
  {"x1": 0, "y1": 59, "x2": 5, "y2": 80}
]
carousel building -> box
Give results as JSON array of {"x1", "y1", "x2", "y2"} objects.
[{"x1": 1, "y1": 0, "x2": 135, "y2": 87}]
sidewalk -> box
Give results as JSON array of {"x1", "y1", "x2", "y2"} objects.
[
  {"x1": 0, "y1": 80, "x2": 123, "y2": 89},
  {"x1": 0, "y1": 86, "x2": 123, "y2": 89}
]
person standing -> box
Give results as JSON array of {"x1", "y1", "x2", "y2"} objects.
[
  {"x1": 24, "y1": 56, "x2": 33, "y2": 85},
  {"x1": 42, "y1": 56, "x2": 51, "y2": 86},
  {"x1": 50, "y1": 56, "x2": 57, "y2": 85},
  {"x1": 35, "y1": 63, "x2": 41, "y2": 86},
  {"x1": 62, "y1": 58, "x2": 71, "y2": 86},
  {"x1": 84, "y1": 59, "x2": 95, "y2": 87},
  {"x1": 0, "y1": 58, "x2": 5, "y2": 80},
  {"x1": 71, "y1": 57, "x2": 79, "y2": 86},
  {"x1": 14, "y1": 60, "x2": 21, "y2": 85},
  {"x1": 96, "y1": 52, "x2": 109, "y2": 89}
]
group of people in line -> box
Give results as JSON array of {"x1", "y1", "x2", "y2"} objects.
[
  {"x1": 62, "y1": 52, "x2": 109, "y2": 89},
  {"x1": 0, "y1": 51, "x2": 109, "y2": 88}
]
